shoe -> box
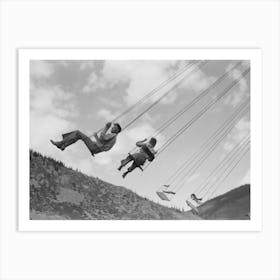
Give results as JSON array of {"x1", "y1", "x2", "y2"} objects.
[
  {"x1": 118, "y1": 165, "x2": 123, "y2": 171},
  {"x1": 50, "y1": 140, "x2": 65, "y2": 151}
]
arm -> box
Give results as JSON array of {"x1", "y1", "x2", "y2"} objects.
[
  {"x1": 99, "y1": 122, "x2": 115, "y2": 141},
  {"x1": 149, "y1": 147, "x2": 157, "y2": 155},
  {"x1": 136, "y1": 138, "x2": 147, "y2": 147}
]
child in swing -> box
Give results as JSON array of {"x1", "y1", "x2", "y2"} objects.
[
  {"x1": 118, "y1": 137, "x2": 157, "y2": 178},
  {"x1": 190, "y1": 193, "x2": 203, "y2": 204}
]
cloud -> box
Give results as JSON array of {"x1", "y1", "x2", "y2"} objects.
[
  {"x1": 79, "y1": 61, "x2": 99, "y2": 71},
  {"x1": 82, "y1": 60, "x2": 177, "y2": 102},
  {"x1": 30, "y1": 84, "x2": 76, "y2": 155},
  {"x1": 223, "y1": 117, "x2": 250, "y2": 151},
  {"x1": 102, "y1": 61, "x2": 215, "y2": 105},
  {"x1": 82, "y1": 72, "x2": 99, "y2": 93},
  {"x1": 240, "y1": 169, "x2": 250, "y2": 185},
  {"x1": 99, "y1": 96, "x2": 123, "y2": 108},
  {"x1": 97, "y1": 108, "x2": 118, "y2": 121},
  {"x1": 227, "y1": 62, "x2": 249, "y2": 91},
  {"x1": 125, "y1": 123, "x2": 165, "y2": 144},
  {"x1": 82, "y1": 60, "x2": 217, "y2": 114},
  {"x1": 30, "y1": 61, "x2": 54, "y2": 78},
  {"x1": 80, "y1": 61, "x2": 217, "y2": 168},
  {"x1": 56, "y1": 61, "x2": 70, "y2": 67},
  {"x1": 223, "y1": 62, "x2": 250, "y2": 107},
  {"x1": 186, "y1": 173, "x2": 200, "y2": 183},
  {"x1": 178, "y1": 62, "x2": 216, "y2": 92},
  {"x1": 30, "y1": 85, "x2": 74, "y2": 117},
  {"x1": 30, "y1": 111, "x2": 72, "y2": 152}
]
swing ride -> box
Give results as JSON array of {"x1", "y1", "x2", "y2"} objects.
[
  {"x1": 53, "y1": 60, "x2": 250, "y2": 210},
  {"x1": 106, "y1": 60, "x2": 249, "y2": 207},
  {"x1": 155, "y1": 98, "x2": 250, "y2": 203}
]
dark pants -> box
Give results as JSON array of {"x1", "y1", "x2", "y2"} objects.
[
  {"x1": 127, "y1": 162, "x2": 139, "y2": 172},
  {"x1": 120, "y1": 154, "x2": 144, "y2": 177},
  {"x1": 121, "y1": 155, "x2": 139, "y2": 172},
  {"x1": 59, "y1": 130, "x2": 102, "y2": 155}
]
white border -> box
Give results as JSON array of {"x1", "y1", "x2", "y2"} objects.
[{"x1": 18, "y1": 48, "x2": 262, "y2": 231}]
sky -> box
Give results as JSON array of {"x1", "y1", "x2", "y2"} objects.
[{"x1": 30, "y1": 59, "x2": 250, "y2": 210}]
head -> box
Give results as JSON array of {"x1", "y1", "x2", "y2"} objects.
[
  {"x1": 111, "y1": 123, "x2": 122, "y2": 134},
  {"x1": 149, "y1": 137, "x2": 157, "y2": 147}
]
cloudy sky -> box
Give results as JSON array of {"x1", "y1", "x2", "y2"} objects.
[{"x1": 30, "y1": 60, "x2": 250, "y2": 209}]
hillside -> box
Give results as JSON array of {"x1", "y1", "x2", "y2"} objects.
[
  {"x1": 30, "y1": 150, "x2": 200, "y2": 220},
  {"x1": 197, "y1": 184, "x2": 250, "y2": 220}
]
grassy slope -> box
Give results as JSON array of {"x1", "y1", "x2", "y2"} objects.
[
  {"x1": 197, "y1": 184, "x2": 250, "y2": 220},
  {"x1": 30, "y1": 150, "x2": 200, "y2": 220}
]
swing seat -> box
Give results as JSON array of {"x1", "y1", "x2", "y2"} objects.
[
  {"x1": 156, "y1": 191, "x2": 171, "y2": 201},
  {"x1": 163, "y1": 191, "x2": 176, "y2": 195}
]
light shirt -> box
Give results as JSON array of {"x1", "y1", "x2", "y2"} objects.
[
  {"x1": 136, "y1": 141, "x2": 157, "y2": 160},
  {"x1": 97, "y1": 126, "x2": 118, "y2": 151}
]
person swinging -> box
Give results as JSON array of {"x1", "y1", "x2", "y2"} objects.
[
  {"x1": 118, "y1": 137, "x2": 157, "y2": 178},
  {"x1": 50, "y1": 122, "x2": 122, "y2": 156},
  {"x1": 190, "y1": 193, "x2": 203, "y2": 204}
]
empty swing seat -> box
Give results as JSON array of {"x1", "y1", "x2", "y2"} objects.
[
  {"x1": 163, "y1": 191, "x2": 176, "y2": 195},
  {"x1": 156, "y1": 191, "x2": 171, "y2": 201}
]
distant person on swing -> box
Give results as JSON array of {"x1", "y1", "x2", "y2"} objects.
[
  {"x1": 118, "y1": 137, "x2": 157, "y2": 178},
  {"x1": 50, "y1": 122, "x2": 122, "y2": 156}
]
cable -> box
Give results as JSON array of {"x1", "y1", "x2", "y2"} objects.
[
  {"x1": 91, "y1": 60, "x2": 199, "y2": 136},
  {"x1": 162, "y1": 100, "x2": 249, "y2": 187},
  {"x1": 122, "y1": 61, "x2": 243, "y2": 157},
  {"x1": 147, "y1": 67, "x2": 250, "y2": 167},
  {"x1": 198, "y1": 135, "x2": 250, "y2": 199},
  {"x1": 153, "y1": 61, "x2": 243, "y2": 138},
  {"x1": 122, "y1": 61, "x2": 209, "y2": 130},
  {"x1": 206, "y1": 144, "x2": 250, "y2": 200},
  {"x1": 170, "y1": 104, "x2": 250, "y2": 193}
]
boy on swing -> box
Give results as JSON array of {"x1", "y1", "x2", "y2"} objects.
[
  {"x1": 50, "y1": 122, "x2": 122, "y2": 156},
  {"x1": 118, "y1": 137, "x2": 157, "y2": 178}
]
